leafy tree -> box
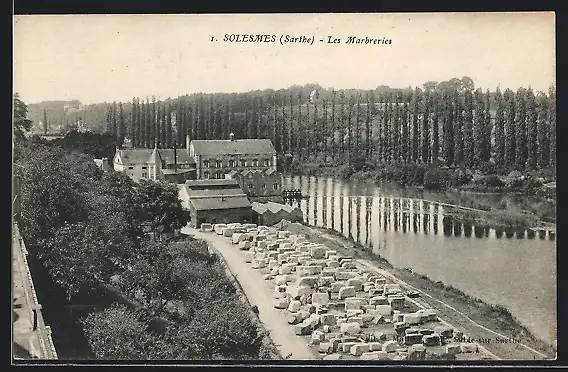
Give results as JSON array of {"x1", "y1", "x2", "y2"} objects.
[
  {"x1": 136, "y1": 180, "x2": 190, "y2": 240},
  {"x1": 473, "y1": 89, "x2": 485, "y2": 166},
  {"x1": 421, "y1": 90, "x2": 431, "y2": 163},
  {"x1": 410, "y1": 88, "x2": 421, "y2": 162},
  {"x1": 82, "y1": 304, "x2": 175, "y2": 360},
  {"x1": 42, "y1": 110, "x2": 48, "y2": 135}
]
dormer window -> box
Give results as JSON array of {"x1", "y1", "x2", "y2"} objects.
[
  {"x1": 216, "y1": 160, "x2": 222, "y2": 168},
  {"x1": 252, "y1": 159, "x2": 259, "y2": 167},
  {"x1": 240, "y1": 159, "x2": 247, "y2": 167},
  {"x1": 263, "y1": 159, "x2": 270, "y2": 167},
  {"x1": 203, "y1": 160, "x2": 210, "y2": 168},
  {"x1": 229, "y1": 160, "x2": 235, "y2": 168}
]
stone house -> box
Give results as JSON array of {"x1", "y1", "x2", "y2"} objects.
[
  {"x1": 225, "y1": 168, "x2": 283, "y2": 203},
  {"x1": 188, "y1": 133, "x2": 277, "y2": 180}
]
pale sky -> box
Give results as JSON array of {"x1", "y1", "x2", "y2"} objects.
[{"x1": 13, "y1": 12, "x2": 555, "y2": 105}]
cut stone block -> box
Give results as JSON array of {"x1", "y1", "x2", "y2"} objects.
[
  {"x1": 369, "y1": 342, "x2": 383, "y2": 351},
  {"x1": 360, "y1": 314, "x2": 375, "y2": 326},
  {"x1": 344, "y1": 297, "x2": 363, "y2": 310},
  {"x1": 274, "y1": 275, "x2": 290, "y2": 286},
  {"x1": 346, "y1": 309, "x2": 364, "y2": 317},
  {"x1": 288, "y1": 300, "x2": 301, "y2": 313},
  {"x1": 369, "y1": 296, "x2": 388, "y2": 306},
  {"x1": 325, "y1": 250, "x2": 337, "y2": 258},
  {"x1": 341, "y1": 342, "x2": 357, "y2": 353},
  {"x1": 376, "y1": 305, "x2": 392, "y2": 316},
  {"x1": 422, "y1": 334, "x2": 441, "y2": 346},
  {"x1": 310, "y1": 245, "x2": 327, "y2": 259},
  {"x1": 382, "y1": 340, "x2": 399, "y2": 353},
  {"x1": 339, "y1": 286, "x2": 357, "y2": 299},
  {"x1": 372, "y1": 315, "x2": 386, "y2": 325},
  {"x1": 312, "y1": 293, "x2": 329, "y2": 307},
  {"x1": 222, "y1": 227, "x2": 235, "y2": 237},
  {"x1": 460, "y1": 342, "x2": 478, "y2": 353},
  {"x1": 279, "y1": 265, "x2": 292, "y2": 275},
  {"x1": 273, "y1": 298, "x2": 290, "y2": 309},
  {"x1": 446, "y1": 343, "x2": 462, "y2": 355},
  {"x1": 434, "y1": 326, "x2": 454, "y2": 339},
  {"x1": 251, "y1": 259, "x2": 266, "y2": 269},
  {"x1": 326, "y1": 260, "x2": 340, "y2": 268},
  {"x1": 318, "y1": 276, "x2": 335, "y2": 286},
  {"x1": 297, "y1": 276, "x2": 319, "y2": 288},
  {"x1": 407, "y1": 344, "x2": 426, "y2": 360},
  {"x1": 394, "y1": 322, "x2": 409, "y2": 333},
  {"x1": 346, "y1": 278, "x2": 363, "y2": 291},
  {"x1": 350, "y1": 343, "x2": 370, "y2": 356},
  {"x1": 403, "y1": 314, "x2": 421, "y2": 326},
  {"x1": 320, "y1": 314, "x2": 336, "y2": 326},
  {"x1": 404, "y1": 333, "x2": 424, "y2": 345},
  {"x1": 294, "y1": 322, "x2": 312, "y2": 335},
  {"x1": 312, "y1": 330, "x2": 325, "y2": 342},
  {"x1": 318, "y1": 342, "x2": 333, "y2": 354},
  {"x1": 305, "y1": 313, "x2": 321, "y2": 329},
  {"x1": 340, "y1": 322, "x2": 361, "y2": 335},
  {"x1": 331, "y1": 282, "x2": 343, "y2": 293},
  {"x1": 347, "y1": 316, "x2": 364, "y2": 327},
  {"x1": 373, "y1": 331, "x2": 387, "y2": 341}
]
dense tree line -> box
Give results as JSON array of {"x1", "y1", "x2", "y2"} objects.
[{"x1": 101, "y1": 78, "x2": 555, "y2": 173}]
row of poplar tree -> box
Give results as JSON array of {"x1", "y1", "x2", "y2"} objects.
[{"x1": 106, "y1": 82, "x2": 556, "y2": 171}]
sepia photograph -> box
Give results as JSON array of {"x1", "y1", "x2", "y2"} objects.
[{"x1": 12, "y1": 12, "x2": 556, "y2": 364}]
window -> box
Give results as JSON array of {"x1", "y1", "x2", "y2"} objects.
[
  {"x1": 240, "y1": 159, "x2": 247, "y2": 167},
  {"x1": 142, "y1": 166, "x2": 147, "y2": 170},
  {"x1": 216, "y1": 160, "x2": 222, "y2": 168},
  {"x1": 141, "y1": 172, "x2": 147, "y2": 178},
  {"x1": 273, "y1": 183, "x2": 279, "y2": 190},
  {"x1": 203, "y1": 171, "x2": 210, "y2": 179},
  {"x1": 128, "y1": 166, "x2": 134, "y2": 170},
  {"x1": 252, "y1": 159, "x2": 259, "y2": 167},
  {"x1": 229, "y1": 160, "x2": 235, "y2": 168},
  {"x1": 263, "y1": 159, "x2": 270, "y2": 167},
  {"x1": 248, "y1": 184, "x2": 253, "y2": 189},
  {"x1": 216, "y1": 171, "x2": 223, "y2": 179},
  {"x1": 262, "y1": 183, "x2": 267, "y2": 189},
  {"x1": 203, "y1": 160, "x2": 210, "y2": 168}
]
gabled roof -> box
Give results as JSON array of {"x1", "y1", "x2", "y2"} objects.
[
  {"x1": 117, "y1": 149, "x2": 153, "y2": 164},
  {"x1": 188, "y1": 188, "x2": 245, "y2": 198},
  {"x1": 157, "y1": 149, "x2": 194, "y2": 164},
  {"x1": 185, "y1": 179, "x2": 240, "y2": 188},
  {"x1": 190, "y1": 195, "x2": 251, "y2": 211},
  {"x1": 190, "y1": 139, "x2": 276, "y2": 156}
]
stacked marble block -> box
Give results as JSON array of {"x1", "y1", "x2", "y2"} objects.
[{"x1": 210, "y1": 223, "x2": 476, "y2": 360}]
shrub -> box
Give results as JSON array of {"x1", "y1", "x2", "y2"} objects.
[
  {"x1": 424, "y1": 168, "x2": 451, "y2": 190},
  {"x1": 473, "y1": 175, "x2": 505, "y2": 188},
  {"x1": 449, "y1": 168, "x2": 471, "y2": 187},
  {"x1": 478, "y1": 161, "x2": 498, "y2": 175}
]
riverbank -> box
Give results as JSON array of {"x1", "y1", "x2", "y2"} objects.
[{"x1": 277, "y1": 220, "x2": 556, "y2": 359}]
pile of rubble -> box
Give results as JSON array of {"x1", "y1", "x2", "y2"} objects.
[{"x1": 200, "y1": 222, "x2": 482, "y2": 360}]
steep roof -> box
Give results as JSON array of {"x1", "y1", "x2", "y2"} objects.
[
  {"x1": 190, "y1": 139, "x2": 276, "y2": 156},
  {"x1": 158, "y1": 149, "x2": 194, "y2": 165},
  {"x1": 190, "y1": 195, "x2": 251, "y2": 211},
  {"x1": 117, "y1": 149, "x2": 153, "y2": 164}
]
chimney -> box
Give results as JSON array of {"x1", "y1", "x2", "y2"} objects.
[{"x1": 229, "y1": 132, "x2": 235, "y2": 141}]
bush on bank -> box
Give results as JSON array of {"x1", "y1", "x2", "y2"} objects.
[{"x1": 16, "y1": 139, "x2": 273, "y2": 360}]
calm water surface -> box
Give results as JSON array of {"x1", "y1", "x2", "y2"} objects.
[{"x1": 282, "y1": 175, "x2": 557, "y2": 345}]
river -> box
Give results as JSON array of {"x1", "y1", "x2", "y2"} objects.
[{"x1": 282, "y1": 175, "x2": 557, "y2": 346}]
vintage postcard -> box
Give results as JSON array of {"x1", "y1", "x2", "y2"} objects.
[{"x1": 12, "y1": 12, "x2": 556, "y2": 364}]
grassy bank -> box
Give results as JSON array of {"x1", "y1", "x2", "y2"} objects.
[{"x1": 277, "y1": 221, "x2": 556, "y2": 359}]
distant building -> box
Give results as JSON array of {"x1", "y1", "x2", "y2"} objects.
[
  {"x1": 225, "y1": 168, "x2": 283, "y2": 203},
  {"x1": 113, "y1": 145, "x2": 196, "y2": 183},
  {"x1": 179, "y1": 179, "x2": 254, "y2": 227},
  {"x1": 252, "y1": 201, "x2": 303, "y2": 226},
  {"x1": 188, "y1": 133, "x2": 277, "y2": 180}
]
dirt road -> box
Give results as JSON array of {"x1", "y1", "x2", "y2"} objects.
[{"x1": 181, "y1": 227, "x2": 316, "y2": 360}]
